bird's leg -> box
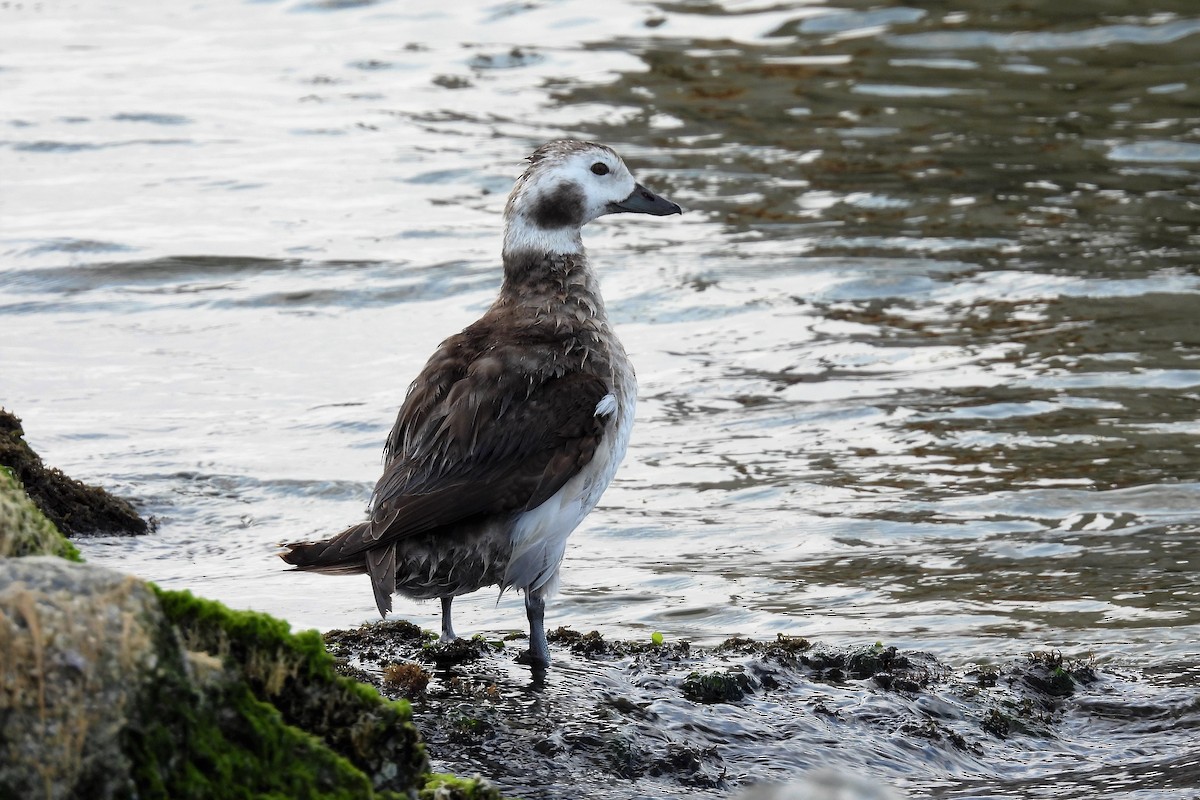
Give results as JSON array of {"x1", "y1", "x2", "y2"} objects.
[
  {"x1": 439, "y1": 596, "x2": 457, "y2": 643},
  {"x1": 524, "y1": 592, "x2": 550, "y2": 668}
]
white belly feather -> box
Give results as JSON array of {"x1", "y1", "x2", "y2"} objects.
[{"x1": 503, "y1": 379, "x2": 637, "y2": 596}]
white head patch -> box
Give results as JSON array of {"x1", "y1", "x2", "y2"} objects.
[{"x1": 502, "y1": 140, "x2": 638, "y2": 257}]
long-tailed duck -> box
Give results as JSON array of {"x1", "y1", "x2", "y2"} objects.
[{"x1": 282, "y1": 140, "x2": 680, "y2": 668}]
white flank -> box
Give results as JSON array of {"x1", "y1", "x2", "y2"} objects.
[{"x1": 503, "y1": 378, "x2": 636, "y2": 596}]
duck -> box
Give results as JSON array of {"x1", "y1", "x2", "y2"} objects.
[{"x1": 282, "y1": 140, "x2": 680, "y2": 668}]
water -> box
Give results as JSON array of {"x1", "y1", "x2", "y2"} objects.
[{"x1": 2, "y1": 0, "x2": 1198, "y2": 795}]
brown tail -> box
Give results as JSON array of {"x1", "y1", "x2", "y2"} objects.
[
  {"x1": 279, "y1": 521, "x2": 372, "y2": 574},
  {"x1": 280, "y1": 521, "x2": 395, "y2": 617}
]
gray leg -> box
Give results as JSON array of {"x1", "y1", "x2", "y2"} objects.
[
  {"x1": 439, "y1": 596, "x2": 457, "y2": 643},
  {"x1": 525, "y1": 592, "x2": 550, "y2": 668}
]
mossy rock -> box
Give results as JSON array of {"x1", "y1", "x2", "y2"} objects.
[
  {"x1": 0, "y1": 410, "x2": 504, "y2": 798},
  {"x1": 153, "y1": 586, "x2": 428, "y2": 796},
  {"x1": 0, "y1": 558, "x2": 428, "y2": 799},
  {"x1": 0, "y1": 408, "x2": 148, "y2": 537},
  {"x1": 0, "y1": 465, "x2": 83, "y2": 561}
]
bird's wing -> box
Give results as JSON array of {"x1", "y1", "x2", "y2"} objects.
[{"x1": 351, "y1": 332, "x2": 611, "y2": 557}]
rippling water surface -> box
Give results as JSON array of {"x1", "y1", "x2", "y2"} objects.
[{"x1": 3, "y1": 0, "x2": 1198, "y2": 795}]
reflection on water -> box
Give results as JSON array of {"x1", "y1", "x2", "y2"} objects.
[{"x1": 2, "y1": 0, "x2": 1198, "y2": 795}]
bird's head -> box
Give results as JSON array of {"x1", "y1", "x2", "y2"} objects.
[{"x1": 502, "y1": 140, "x2": 681, "y2": 258}]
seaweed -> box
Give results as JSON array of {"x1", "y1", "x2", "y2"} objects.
[
  {"x1": 681, "y1": 670, "x2": 755, "y2": 703},
  {"x1": 0, "y1": 409, "x2": 149, "y2": 537}
]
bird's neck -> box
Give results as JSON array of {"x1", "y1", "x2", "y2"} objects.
[
  {"x1": 501, "y1": 212, "x2": 584, "y2": 263},
  {"x1": 497, "y1": 248, "x2": 607, "y2": 323}
]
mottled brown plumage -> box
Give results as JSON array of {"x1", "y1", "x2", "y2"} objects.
[{"x1": 282, "y1": 140, "x2": 680, "y2": 667}]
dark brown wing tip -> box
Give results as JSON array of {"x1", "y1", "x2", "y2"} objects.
[{"x1": 278, "y1": 540, "x2": 323, "y2": 567}]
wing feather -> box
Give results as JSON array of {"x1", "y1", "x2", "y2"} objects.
[
  {"x1": 286, "y1": 315, "x2": 613, "y2": 573},
  {"x1": 349, "y1": 324, "x2": 609, "y2": 555}
]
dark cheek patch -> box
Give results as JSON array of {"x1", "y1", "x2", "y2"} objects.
[{"x1": 532, "y1": 182, "x2": 585, "y2": 229}]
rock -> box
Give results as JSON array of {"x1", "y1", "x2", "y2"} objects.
[
  {"x1": 0, "y1": 409, "x2": 148, "y2": 537},
  {"x1": 0, "y1": 470, "x2": 464, "y2": 798},
  {"x1": 0, "y1": 467, "x2": 82, "y2": 561},
  {"x1": 153, "y1": 586, "x2": 428, "y2": 797},
  {"x1": 680, "y1": 669, "x2": 755, "y2": 703},
  {"x1": 323, "y1": 620, "x2": 1192, "y2": 799},
  {"x1": 0, "y1": 557, "x2": 430, "y2": 799},
  {"x1": 420, "y1": 773, "x2": 503, "y2": 799},
  {"x1": 0, "y1": 557, "x2": 159, "y2": 799}
]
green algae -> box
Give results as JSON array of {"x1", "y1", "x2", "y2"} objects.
[
  {"x1": 680, "y1": 670, "x2": 754, "y2": 703},
  {"x1": 419, "y1": 773, "x2": 503, "y2": 800},
  {"x1": 153, "y1": 586, "x2": 428, "y2": 795},
  {"x1": 0, "y1": 466, "x2": 83, "y2": 561},
  {"x1": 125, "y1": 664, "x2": 388, "y2": 800}
]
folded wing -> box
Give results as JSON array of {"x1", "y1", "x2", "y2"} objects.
[{"x1": 282, "y1": 332, "x2": 610, "y2": 587}]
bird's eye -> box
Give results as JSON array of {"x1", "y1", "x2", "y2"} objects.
[{"x1": 590, "y1": 162, "x2": 610, "y2": 176}]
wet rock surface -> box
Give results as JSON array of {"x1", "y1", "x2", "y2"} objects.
[{"x1": 325, "y1": 623, "x2": 1200, "y2": 799}]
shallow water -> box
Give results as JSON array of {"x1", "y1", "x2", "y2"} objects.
[{"x1": 2, "y1": 0, "x2": 1198, "y2": 795}]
